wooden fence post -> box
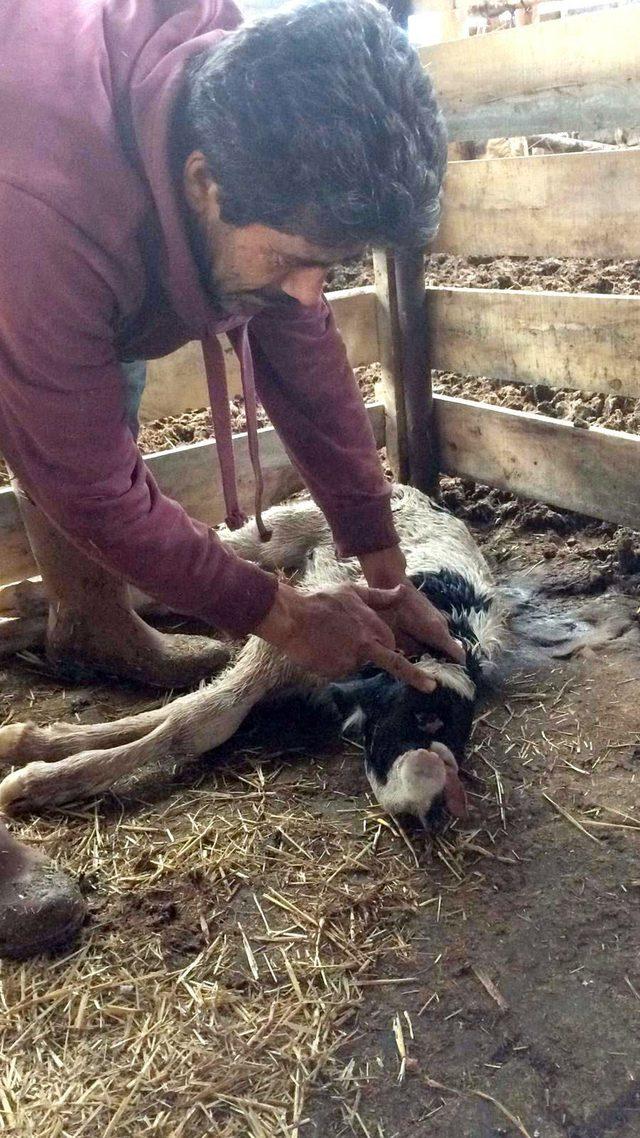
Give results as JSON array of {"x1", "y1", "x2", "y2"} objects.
[
  {"x1": 395, "y1": 248, "x2": 438, "y2": 492},
  {"x1": 373, "y1": 249, "x2": 409, "y2": 483},
  {"x1": 374, "y1": 0, "x2": 440, "y2": 494},
  {"x1": 374, "y1": 248, "x2": 438, "y2": 493}
]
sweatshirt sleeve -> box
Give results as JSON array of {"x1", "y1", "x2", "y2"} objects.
[
  {"x1": 248, "y1": 297, "x2": 399, "y2": 558},
  {"x1": 0, "y1": 186, "x2": 277, "y2": 636}
]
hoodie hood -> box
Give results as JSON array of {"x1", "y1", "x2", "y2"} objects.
[
  {"x1": 0, "y1": 0, "x2": 243, "y2": 336},
  {"x1": 124, "y1": 0, "x2": 245, "y2": 335},
  {"x1": 109, "y1": 0, "x2": 270, "y2": 530},
  {"x1": 0, "y1": 0, "x2": 273, "y2": 536}
]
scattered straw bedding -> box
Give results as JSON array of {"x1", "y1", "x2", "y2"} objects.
[
  {"x1": 0, "y1": 740, "x2": 449, "y2": 1136},
  {"x1": 3, "y1": 561, "x2": 640, "y2": 1135}
]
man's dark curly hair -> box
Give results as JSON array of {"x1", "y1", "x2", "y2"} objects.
[{"x1": 172, "y1": 0, "x2": 447, "y2": 250}]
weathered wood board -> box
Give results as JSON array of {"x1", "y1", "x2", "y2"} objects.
[
  {"x1": 373, "y1": 251, "x2": 409, "y2": 482},
  {"x1": 0, "y1": 404, "x2": 386, "y2": 589},
  {"x1": 141, "y1": 287, "x2": 379, "y2": 422},
  {"x1": 435, "y1": 151, "x2": 640, "y2": 259},
  {"x1": 435, "y1": 394, "x2": 640, "y2": 530},
  {"x1": 142, "y1": 340, "x2": 212, "y2": 422},
  {"x1": 428, "y1": 287, "x2": 640, "y2": 399},
  {"x1": 422, "y1": 6, "x2": 640, "y2": 141}
]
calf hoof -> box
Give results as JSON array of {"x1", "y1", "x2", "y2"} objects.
[
  {"x1": 0, "y1": 762, "x2": 61, "y2": 814},
  {"x1": 0, "y1": 723, "x2": 37, "y2": 766}
]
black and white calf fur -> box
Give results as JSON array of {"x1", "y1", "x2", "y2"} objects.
[{"x1": 0, "y1": 486, "x2": 504, "y2": 821}]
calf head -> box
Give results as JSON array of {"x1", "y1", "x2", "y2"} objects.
[{"x1": 329, "y1": 669, "x2": 475, "y2": 825}]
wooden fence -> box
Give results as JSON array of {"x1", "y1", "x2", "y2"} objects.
[
  {"x1": 388, "y1": 4, "x2": 640, "y2": 526},
  {"x1": 1, "y1": 6, "x2": 640, "y2": 645}
]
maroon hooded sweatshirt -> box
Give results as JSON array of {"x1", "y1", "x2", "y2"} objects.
[{"x1": 0, "y1": 0, "x2": 398, "y2": 637}]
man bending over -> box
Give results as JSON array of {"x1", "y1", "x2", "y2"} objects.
[{"x1": 0, "y1": 0, "x2": 457, "y2": 956}]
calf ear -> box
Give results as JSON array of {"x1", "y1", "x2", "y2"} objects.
[{"x1": 443, "y1": 767, "x2": 468, "y2": 818}]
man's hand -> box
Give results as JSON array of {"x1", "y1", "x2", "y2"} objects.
[
  {"x1": 254, "y1": 581, "x2": 438, "y2": 693},
  {"x1": 359, "y1": 546, "x2": 466, "y2": 665}
]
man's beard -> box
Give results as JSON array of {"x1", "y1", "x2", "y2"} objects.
[
  {"x1": 208, "y1": 283, "x2": 300, "y2": 318},
  {"x1": 189, "y1": 216, "x2": 300, "y2": 318}
]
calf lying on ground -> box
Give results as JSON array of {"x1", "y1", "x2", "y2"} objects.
[
  {"x1": 0, "y1": 486, "x2": 504, "y2": 822},
  {"x1": 1, "y1": 484, "x2": 633, "y2": 822}
]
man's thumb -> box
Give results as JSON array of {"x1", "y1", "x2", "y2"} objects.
[{"x1": 356, "y1": 583, "x2": 404, "y2": 610}]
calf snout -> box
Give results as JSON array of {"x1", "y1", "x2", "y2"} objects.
[
  {"x1": 430, "y1": 743, "x2": 469, "y2": 819},
  {"x1": 367, "y1": 742, "x2": 468, "y2": 824},
  {"x1": 399, "y1": 748, "x2": 448, "y2": 798},
  {"x1": 401, "y1": 744, "x2": 468, "y2": 821}
]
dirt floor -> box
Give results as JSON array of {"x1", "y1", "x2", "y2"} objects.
[
  {"x1": 1, "y1": 480, "x2": 640, "y2": 1137},
  {"x1": 328, "y1": 252, "x2": 640, "y2": 297}
]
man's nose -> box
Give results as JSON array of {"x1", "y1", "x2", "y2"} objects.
[{"x1": 281, "y1": 266, "x2": 327, "y2": 306}]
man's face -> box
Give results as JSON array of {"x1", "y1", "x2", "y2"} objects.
[{"x1": 183, "y1": 151, "x2": 361, "y2": 316}]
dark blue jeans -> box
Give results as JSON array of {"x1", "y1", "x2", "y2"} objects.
[{"x1": 121, "y1": 359, "x2": 147, "y2": 435}]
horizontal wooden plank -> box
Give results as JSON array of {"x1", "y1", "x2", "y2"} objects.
[
  {"x1": 140, "y1": 288, "x2": 379, "y2": 422},
  {"x1": 435, "y1": 394, "x2": 640, "y2": 530},
  {"x1": 0, "y1": 615, "x2": 49, "y2": 657},
  {"x1": 427, "y1": 286, "x2": 640, "y2": 399},
  {"x1": 435, "y1": 151, "x2": 640, "y2": 259},
  {"x1": 422, "y1": 6, "x2": 640, "y2": 141},
  {"x1": 142, "y1": 340, "x2": 213, "y2": 421},
  {"x1": 0, "y1": 403, "x2": 386, "y2": 589},
  {"x1": 0, "y1": 576, "x2": 152, "y2": 620}
]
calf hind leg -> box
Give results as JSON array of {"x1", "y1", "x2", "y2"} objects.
[
  {"x1": 0, "y1": 712, "x2": 196, "y2": 812},
  {"x1": 0, "y1": 498, "x2": 331, "y2": 777},
  {"x1": 0, "y1": 705, "x2": 173, "y2": 769},
  {"x1": 0, "y1": 639, "x2": 303, "y2": 812}
]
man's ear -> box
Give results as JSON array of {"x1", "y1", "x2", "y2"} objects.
[{"x1": 183, "y1": 151, "x2": 220, "y2": 220}]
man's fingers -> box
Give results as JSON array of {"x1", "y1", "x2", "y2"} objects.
[
  {"x1": 366, "y1": 643, "x2": 437, "y2": 693},
  {"x1": 351, "y1": 581, "x2": 466, "y2": 666},
  {"x1": 346, "y1": 585, "x2": 397, "y2": 650},
  {"x1": 353, "y1": 583, "x2": 404, "y2": 610},
  {"x1": 434, "y1": 626, "x2": 467, "y2": 666},
  {"x1": 413, "y1": 615, "x2": 466, "y2": 665},
  {"x1": 407, "y1": 594, "x2": 467, "y2": 664}
]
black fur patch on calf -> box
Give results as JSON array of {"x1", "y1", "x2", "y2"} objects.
[
  {"x1": 410, "y1": 568, "x2": 490, "y2": 616},
  {"x1": 409, "y1": 568, "x2": 492, "y2": 684},
  {"x1": 237, "y1": 688, "x2": 344, "y2": 754},
  {"x1": 236, "y1": 568, "x2": 485, "y2": 788},
  {"x1": 325, "y1": 670, "x2": 475, "y2": 788}
]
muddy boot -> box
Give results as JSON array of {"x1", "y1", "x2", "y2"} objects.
[
  {"x1": 0, "y1": 820, "x2": 85, "y2": 958},
  {"x1": 13, "y1": 482, "x2": 232, "y2": 689}
]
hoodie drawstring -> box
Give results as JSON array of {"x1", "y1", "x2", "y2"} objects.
[{"x1": 202, "y1": 328, "x2": 272, "y2": 542}]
